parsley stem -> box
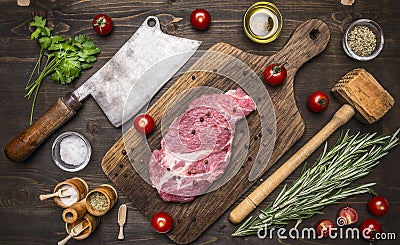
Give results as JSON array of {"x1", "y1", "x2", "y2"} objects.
[
  {"x1": 29, "y1": 79, "x2": 41, "y2": 125},
  {"x1": 27, "y1": 51, "x2": 42, "y2": 89},
  {"x1": 26, "y1": 57, "x2": 59, "y2": 124}
]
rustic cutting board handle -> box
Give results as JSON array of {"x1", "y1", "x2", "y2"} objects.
[
  {"x1": 228, "y1": 19, "x2": 332, "y2": 224},
  {"x1": 271, "y1": 19, "x2": 330, "y2": 74},
  {"x1": 4, "y1": 93, "x2": 82, "y2": 163}
]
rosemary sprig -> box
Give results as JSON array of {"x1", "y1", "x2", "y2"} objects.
[{"x1": 232, "y1": 129, "x2": 399, "y2": 237}]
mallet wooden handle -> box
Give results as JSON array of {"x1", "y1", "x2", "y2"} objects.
[
  {"x1": 229, "y1": 104, "x2": 355, "y2": 224},
  {"x1": 4, "y1": 93, "x2": 82, "y2": 163}
]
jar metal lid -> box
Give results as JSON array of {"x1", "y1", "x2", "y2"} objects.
[{"x1": 243, "y1": 1, "x2": 283, "y2": 43}]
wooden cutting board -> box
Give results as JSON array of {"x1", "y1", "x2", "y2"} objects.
[{"x1": 102, "y1": 19, "x2": 330, "y2": 244}]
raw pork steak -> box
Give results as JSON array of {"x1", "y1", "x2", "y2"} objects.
[{"x1": 149, "y1": 88, "x2": 256, "y2": 202}]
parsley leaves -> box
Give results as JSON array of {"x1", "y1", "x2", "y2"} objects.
[{"x1": 26, "y1": 16, "x2": 100, "y2": 124}]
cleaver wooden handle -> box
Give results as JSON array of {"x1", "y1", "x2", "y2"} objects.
[
  {"x1": 4, "y1": 93, "x2": 82, "y2": 163},
  {"x1": 229, "y1": 105, "x2": 356, "y2": 224}
]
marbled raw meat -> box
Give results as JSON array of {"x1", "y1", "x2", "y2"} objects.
[{"x1": 149, "y1": 88, "x2": 256, "y2": 202}]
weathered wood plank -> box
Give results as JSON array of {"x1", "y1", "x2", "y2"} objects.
[{"x1": 1, "y1": 1, "x2": 399, "y2": 245}]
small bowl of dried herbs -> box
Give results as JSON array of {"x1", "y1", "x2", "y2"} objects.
[{"x1": 342, "y1": 19, "x2": 384, "y2": 61}]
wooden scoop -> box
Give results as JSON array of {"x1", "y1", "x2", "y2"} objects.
[
  {"x1": 58, "y1": 221, "x2": 89, "y2": 245},
  {"x1": 229, "y1": 68, "x2": 394, "y2": 224},
  {"x1": 39, "y1": 187, "x2": 71, "y2": 201}
]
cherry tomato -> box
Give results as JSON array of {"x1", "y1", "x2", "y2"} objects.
[
  {"x1": 133, "y1": 114, "x2": 155, "y2": 134},
  {"x1": 368, "y1": 196, "x2": 389, "y2": 216},
  {"x1": 190, "y1": 9, "x2": 211, "y2": 30},
  {"x1": 92, "y1": 14, "x2": 113, "y2": 35},
  {"x1": 263, "y1": 61, "x2": 287, "y2": 86},
  {"x1": 307, "y1": 91, "x2": 329, "y2": 112},
  {"x1": 338, "y1": 207, "x2": 358, "y2": 225},
  {"x1": 315, "y1": 219, "x2": 335, "y2": 238},
  {"x1": 360, "y1": 218, "x2": 382, "y2": 240},
  {"x1": 151, "y1": 212, "x2": 173, "y2": 233}
]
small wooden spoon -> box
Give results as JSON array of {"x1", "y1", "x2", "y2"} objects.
[
  {"x1": 58, "y1": 222, "x2": 89, "y2": 245},
  {"x1": 39, "y1": 187, "x2": 71, "y2": 201}
]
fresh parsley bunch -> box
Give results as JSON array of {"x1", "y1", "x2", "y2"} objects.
[{"x1": 26, "y1": 16, "x2": 100, "y2": 124}]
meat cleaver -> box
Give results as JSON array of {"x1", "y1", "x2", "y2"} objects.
[{"x1": 5, "y1": 16, "x2": 201, "y2": 163}]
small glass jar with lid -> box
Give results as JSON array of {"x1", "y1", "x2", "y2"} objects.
[{"x1": 243, "y1": 2, "x2": 283, "y2": 43}]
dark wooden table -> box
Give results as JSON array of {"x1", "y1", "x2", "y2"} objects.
[{"x1": 1, "y1": 0, "x2": 399, "y2": 244}]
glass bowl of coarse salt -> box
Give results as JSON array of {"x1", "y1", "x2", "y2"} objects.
[
  {"x1": 342, "y1": 19, "x2": 384, "y2": 61},
  {"x1": 52, "y1": 132, "x2": 91, "y2": 172}
]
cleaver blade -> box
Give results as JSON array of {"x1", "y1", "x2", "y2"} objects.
[
  {"x1": 74, "y1": 16, "x2": 201, "y2": 127},
  {"x1": 4, "y1": 16, "x2": 201, "y2": 163}
]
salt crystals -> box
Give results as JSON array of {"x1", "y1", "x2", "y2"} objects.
[
  {"x1": 60, "y1": 134, "x2": 89, "y2": 166},
  {"x1": 58, "y1": 184, "x2": 79, "y2": 206}
]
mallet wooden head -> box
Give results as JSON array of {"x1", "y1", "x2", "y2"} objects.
[{"x1": 332, "y1": 68, "x2": 394, "y2": 124}]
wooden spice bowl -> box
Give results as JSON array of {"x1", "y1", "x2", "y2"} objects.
[
  {"x1": 54, "y1": 177, "x2": 89, "y2": 208},
  {"x1": 85, "y1": 184, "x2": 118, "y2": 216},
  {"x1": 65, "y1": 213, "x2": 100, "y2": 240},
  {"x1": 62, "y1": 199, "x2": 87, "y2": 224}
]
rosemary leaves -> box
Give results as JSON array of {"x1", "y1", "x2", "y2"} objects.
[{"x1": 232, "y1": 129, "x2": 399, "y2": 237}]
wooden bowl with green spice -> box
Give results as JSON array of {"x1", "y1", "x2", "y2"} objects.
[
  {"x1": 342, "y1": 19, "x2": 384, "y2": 61},
  {"x1": 85, "y1": 184, "x2": 118, "y2": 216}
]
